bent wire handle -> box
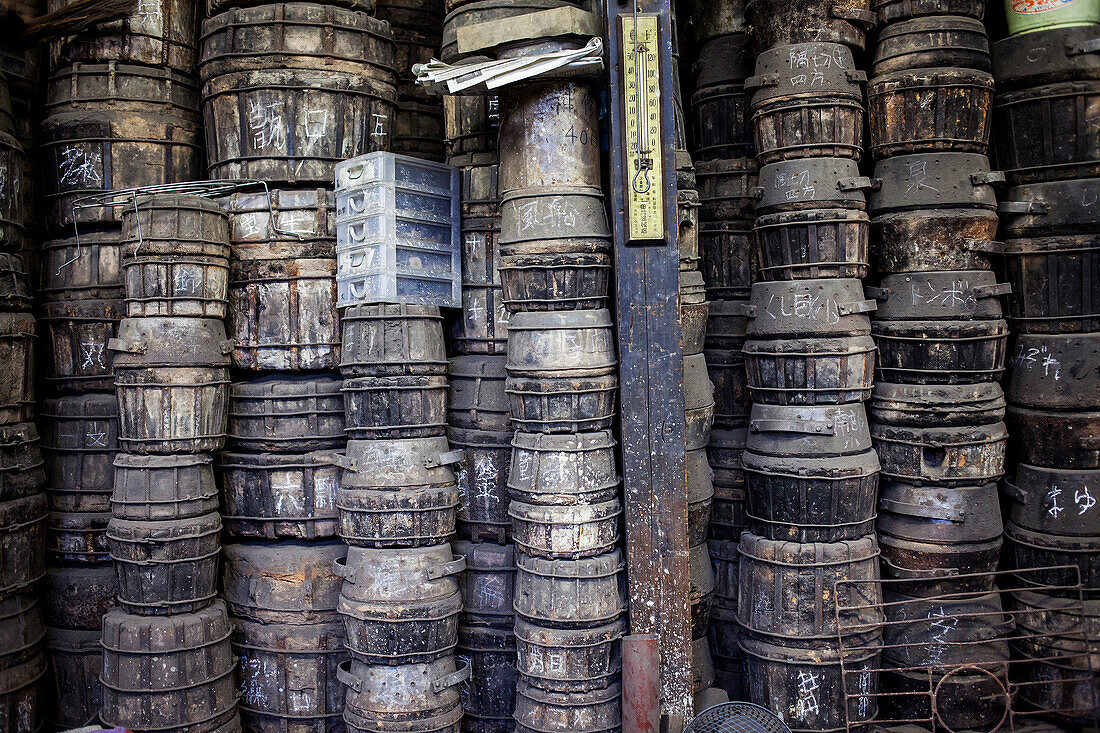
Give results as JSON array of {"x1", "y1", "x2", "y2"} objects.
[
  {"x1": 432, "y1": 661, "x2": 471, "y2": 693},
  {"x1": 426, "y1": 555, "x2": 466, "y2": 580},
  {"x1": 424, "y1": 450, "x2": 465, "y2": 469},
  {"x1": 335, "y1": 661, "x2": 361, "y2": 693}
]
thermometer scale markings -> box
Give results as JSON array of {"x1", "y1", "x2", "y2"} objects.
[{"x1": 622, "y1": 13, "x2": 664, "y2": 241}]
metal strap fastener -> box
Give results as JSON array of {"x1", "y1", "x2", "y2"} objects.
[
  {"x1": 970, "y1": 171, "x2": 1006, "y2": 185},
  {"x1": 1067, "y1": 38, "x2": 1100, "y2": 55},
  {"x1": 427, "y1": 555, "x2": 468, "y2": 580},
  {"x1": 879, "y1": 497, "x2": 964, "y2": 522},
  {"x1": 749, "y1": 418, "x2": 836, "y2": 435},
  {"x1": 107, "y1": 338, "x2": 145, "y2": 355},
  {"x1": 865, "y1": 286, "x2": 889, "y2": 300},
  {"x1": 335, "y1": 661, "x2": 361, "y2": 693},
  {"x1": 830, "y1": 3, "x2": 878, "y2": 24},
  {"x1": 964, "y1": 238, "x2": 1005, "y2": 254},
  {"x1": 743, "y1": 73, "x2": 778, "y2": 89},
  {"x1": 309, "y1": 451, "x2": 357, "y2": 472},
  {"x1": 837, "y1": 176, "x2": 877, "y2": 191},
  {"x1": 838, "y1": 299, "x2": 877, "y2": 315},
  {"x1": 432, "y1": 661, "x2": 471, "y2": 693},
  {"x1": 424, "y1": 450, "x2": 466, "y2": 469},
  {"x1": 973, "y1": 282, "x2": 1012, "y2": 297},
  {"x1": 998, "y1": 200, "x2": 1051, "y2": 214},
  {"x1": 1001, "y1": 480, "x2": 1028, "y2": 504}
]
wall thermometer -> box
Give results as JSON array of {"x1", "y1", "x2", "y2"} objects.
[{"x1": 621, "y1": 12, "x2": 665, "y2": 242}]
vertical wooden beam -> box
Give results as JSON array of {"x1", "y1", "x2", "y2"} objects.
[{"x1": 605, "y1": 0, "x2": 692, "y2": 720}]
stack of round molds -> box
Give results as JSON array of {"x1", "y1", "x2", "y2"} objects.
[
  {"x1": 995, "y1": 10, "x2": 1100, "y2": 714},
  {"x1": 0, "y1": 66, "x2": 47, "y2": 733},
  {"x1": 862, "y1": 1, "x2": 1021, "y2": 726},
  {"x1": 493, "y1": 78, "x2": 625, "y2": 733},
  {"x1": 440, "y1": 88, "x2": 522, "y2": 732},
  {"x1": 739, "y1": 2, "x2": 886, "y2": 727},
  {"x1": 333, "y1": 302, "x2": 469, "y2": 733},
  {"x1": 104, "y1": 195, "x2": 241, "y2": 733}
]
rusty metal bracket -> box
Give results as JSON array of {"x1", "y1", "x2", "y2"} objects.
[
  {"x1": 1067, "y1": 37, "x2": 1100, "y2": 55},
  {"x1": 829, "y1": 3, "x2": 877, "y2": 25},
  {"x1": 432, "y1": 662, "x2": 471, "y2": 693},
  {"x1": 970, "y1": 170, "x2": 1007, "y2": 186},
  {"x1": 425, "y1": 556, "x2": 467, "y2": 580},
  {"x1": 423, "y1": 450, "x2": 466, "y2": 469},
  {"x1": 964, "y1": 238, "x2": 1005, "y2": 254},
  {"x1": 999, "y1": 200, "x2": 1051, "y2": 215}
]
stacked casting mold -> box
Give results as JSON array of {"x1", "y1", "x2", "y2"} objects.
[
  {"x1": 0, "y1": 66, "x2": 47, "y2": 733},
  {"x1": 441, "y1": 91, "x2": 523, "y2": 733},
  {"x1": 676, "y1": 0, "x2": 754, "y2": 702},
  {"x1": 197, "y1": 2, "x2": 400, "y2": 726},
  {"x1": 864, "y1": 1, "x2": 1021, "y2": 727},
  {"x1": 334, "y1": 301, "x2": 468, "y2": 732},
  {"x1": 377, "y1": 0, "x2": 447, "y2": 161},
  {"x1": 992, "y1": 9, "x2": 1100, "y2": 725},
  {"x1": 35, "y1": 2, "x2": 204, "y2": 724},
  {"x1": 218, "y1": 301, "x2": 348, "y2": 728},
  {"x1": 739, "y1": 0, "x2": 886, "y2": 729},
  {"x1": 667, "y1": 8, "x2": 724, "y2": 711},
  {"x1": 103, "y1": 195, "x2": 241, "y2": 733},
  {"x1": 198, "y1": 0, "x2": 399, "y2": 383},
  {"x1": 494, "y1": 80, "x2": 625, "y2": 733}
]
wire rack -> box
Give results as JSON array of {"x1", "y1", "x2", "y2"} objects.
[
  {"x1": 834, "y1": 565, "x2": 1099, "y2": 732},
  {"x1": 61, "y1": 179, "x2": 305, "y2": 274}
]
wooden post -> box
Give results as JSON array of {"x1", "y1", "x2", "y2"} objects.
[{"x1": 605, "y1": 0, "x2": 692, "y2": 720}]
